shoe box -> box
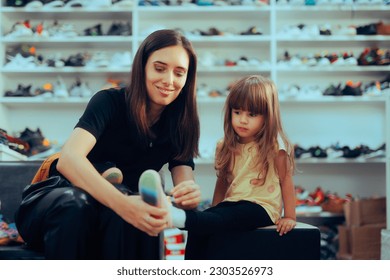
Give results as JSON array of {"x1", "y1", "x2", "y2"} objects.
[
  {"x1": 337, "y1": 223, "x2": 386, "y2": 260},
  {"x1": 343, "y1": 197, "x2": 386, "y2": 227},
  {"x1": 337, "y1": 197, "x2": 387, "y2": 259}
]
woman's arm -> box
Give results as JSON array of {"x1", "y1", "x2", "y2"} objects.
[
  {"x1": 274, "y1": 150, "x2": 296, "y2": 235},
  {"x1": 57, "y1": 127, "x2": 167, "y2": 236},
  {"x1": 170, "y1": 165, "x2": 201, "y2": 209}
]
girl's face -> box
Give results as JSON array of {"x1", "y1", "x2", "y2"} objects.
[
  {"x1": 145, "y1": 45, "x2": 189, "y2": 112},
  {"x1": 231, "y1": 109, "x2": 264, "y2": 144}
]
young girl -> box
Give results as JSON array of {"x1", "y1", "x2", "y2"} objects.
[{"x1": 140, "y1": 74, "x2": 297, "y2": 259}]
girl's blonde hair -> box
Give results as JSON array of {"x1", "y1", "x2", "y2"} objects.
[{"x1": 215, "y1": 75, "x2": 295, "y2": 184}]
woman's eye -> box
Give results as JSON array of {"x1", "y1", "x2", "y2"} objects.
[{"x1": 155, "y1": 66, "x2": 164, "y2": 72}]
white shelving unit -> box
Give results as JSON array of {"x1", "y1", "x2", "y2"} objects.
[{"x1": 0, "y1": 1, "x2": 389, "y2": 230}]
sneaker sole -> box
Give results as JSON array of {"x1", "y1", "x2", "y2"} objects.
[{"x1": 139, "y1": 169, "x2": 162, "y2": 206}]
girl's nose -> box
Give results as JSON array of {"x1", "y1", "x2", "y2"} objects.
[{"x1": 239, "y1": 114, "x2": 248, "y2": 123}]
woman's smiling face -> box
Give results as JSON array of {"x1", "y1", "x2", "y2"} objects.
[{"x1": 145, "y1": 45, "x2": 189, "y2": 112}]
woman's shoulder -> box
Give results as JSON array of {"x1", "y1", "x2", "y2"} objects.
[{"x1": 95, "y1": 87, "x2": 125, "y2": 98}]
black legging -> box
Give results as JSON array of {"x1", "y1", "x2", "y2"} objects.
[
  {"x1": 184, "y1": 200, "x2": 273, "y2": 260},
  {"x1": 15, "y1": 179, "x2": 161, "y2": 260}
]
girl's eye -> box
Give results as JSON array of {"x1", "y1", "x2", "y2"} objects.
[
  {"x1": 175, "y1": 71, "x2": 185, "y2": 77},
  {"x1": 249, "y1": 113, "x2": 258, "y2": 117}
]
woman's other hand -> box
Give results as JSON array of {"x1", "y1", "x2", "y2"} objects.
[{"x1": 171, "y1": 180, "x2": 201, "y2": 209}]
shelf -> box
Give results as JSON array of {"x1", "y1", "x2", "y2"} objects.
[
  {"x1": 0, "y1": 96, "x2": 90, "y2": 108},
  {"x1": 138, "y1": 5, "x2": 270, "y2": 12},
  {"x1": 274, "y1": 5, "x2": 390, "y2": 12},
  {"x1": 276, "y1": 35, "x2": 390, "y2": 42},
  {"x1": 0, "y1": 67, "x2": 131, "y2": 74},
  {"x1": 276, "y1": 65, "x2": 390, "y2": 72},
  {"x1": 0, "y1": 7, "x2": 133, "y2": 13},
  {"x1": 0, "y1": 36, "x2": 133, "y2": 44}
]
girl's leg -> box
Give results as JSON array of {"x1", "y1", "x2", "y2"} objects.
[
  {"x1": 184, "y1": 201, "x2": 273, "y2": 260},
  {"x1": 183, "y1": 201, "x2": 273, "y2": 235}
]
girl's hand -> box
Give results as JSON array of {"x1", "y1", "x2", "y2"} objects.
[
  {"x1": 170, "y1": 180, "x2": 201, "y2": 209},
  {"x1": 275, "y1": 217, "x2": 296, "y2": 236},
  {"x1": 118, "y1": 195, "x2": 168, "y2": 237}
]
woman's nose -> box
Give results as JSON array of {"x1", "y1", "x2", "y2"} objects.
[{"x1": 162, "y1": 71, "x2": 174, "y2": 85}]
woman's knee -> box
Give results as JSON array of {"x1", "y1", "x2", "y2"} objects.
[{"x1": 47, "y1": 187, "x2": 98, "y2": 219}]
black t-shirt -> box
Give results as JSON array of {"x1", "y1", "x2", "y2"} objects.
[{"x1": 75, "y1": 87, "x2": 194, "y2": 191}]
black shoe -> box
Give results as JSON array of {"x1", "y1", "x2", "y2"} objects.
[
  {"x1": 19, "y1": 128, "x2": 52, "y2": 156},
  {"x1": 4, "y1": 84, "x2": 33, "y2": 97},
  {"x1": 107, "y1": 21, "x2": 132, "y2": 36},
  {"x1": 323, "y1": 84, "x2": 342, "y2": 96},
  {"x1": 84, "y1": 24, "x2": 103, "y2": 36}
]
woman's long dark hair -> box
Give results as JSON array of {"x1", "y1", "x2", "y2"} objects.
[{"x1": 126, "y1": 29, "x2": 199, "y2": 161}]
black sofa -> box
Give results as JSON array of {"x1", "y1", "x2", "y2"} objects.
[
  {"x1": 0, "y1": 161, "x2": 44, "y2": 259},
  {"x1": 0, "y1": 161, "x2": 320, "y2": 260}
]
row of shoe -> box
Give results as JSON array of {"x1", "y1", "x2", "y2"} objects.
[
  {"x1": 5, "y1": 0, "x2": 133, "y2": 8},
  {"x1": 139, "y1": 0, "x2": 268, "y2": 6},
  {"x1": 323, "y1": 77, "x2": 390, "y2": 96},
  {"x1": 3, "y1": 77, "x2": 128, "y2": 99},
  {"x1": 295, "y1": 185, "x2": 352, "y2": 214},
  {"x1": 294, "y1": 143, "x2": 386, "y2": 159},
  {"x1": 4, "y1": 77, "x2": 93, "y2": 98},
  {"x1": 278, "y1": 48, "x2": 390, "y2": 68},
  {"x1": 141, "y1": 25, "x2": 264, "y2": 38},
  {"x1": 4, "y1": 20, "x2": 132, "y2": 39},
  {"x1": 279, "y1": 75, "x2": 390, "y2": 98},
  {"x1": 276, "y1": 0, "x2": 388, "y2": 5},
  {"x1": 198, "y1": 52, "x2": 268, "y2": 68},
  {"x1": 4, "y1": 48, "x2": 133, "y2": 69},
  {"x1": 1, "y1": 127, "x2": 52, "y2": 156},
  {"x1": 277, "y1": 21, "x2": 390, "y2": 37}
]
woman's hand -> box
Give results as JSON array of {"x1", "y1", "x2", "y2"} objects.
[
  {"x1": 275, "y1": 217, "x2": 296, "y2": 236},
  {"x1": 170, "y1": 180, "x2": 201, "y2": 209},
  {"x1": 118, "y1": 195, "x2": 168, "y2": 237}
]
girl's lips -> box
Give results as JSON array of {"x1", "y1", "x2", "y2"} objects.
[{"x1": 237, "y1": 127, "x2": 248, "y2": 132}]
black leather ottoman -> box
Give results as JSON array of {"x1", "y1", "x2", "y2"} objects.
[
  {"x1": 204, "y1": 222, "x2": 320, "y2": 260},
  {"x1": 0, "y1": 161, "x2": 44, "y2": 260}
]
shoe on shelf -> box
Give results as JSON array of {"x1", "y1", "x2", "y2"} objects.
[
  {"x1": 4, "y1": 84, "x2": 33, "y2": 97},
  {"x1": 323, "y1": 83, "x2": 342, "y2": 96},
  {"x1": 18, "y1": 127, "x2": 52, "y2": 156},
  {"x1": 53, "y1": 77, "x2": 69, "y2": 98},
  {"x1": 341, "y1": 80, "x2": 362, "y2": 96}
]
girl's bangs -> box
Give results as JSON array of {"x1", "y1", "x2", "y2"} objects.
[{"x1": 229, "y1": 83, "x2": 268, "y2": 115}]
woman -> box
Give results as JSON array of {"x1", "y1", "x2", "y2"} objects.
[{"x1": 15, "y1": 29, "x2": 201, "y2": 260}]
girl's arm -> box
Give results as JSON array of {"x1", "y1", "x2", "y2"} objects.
[
  {"x1": 274, "y1": 149, "x2": 296, "y2": 235},
  {"x1": 211, "y1": 176, "x2": 228, "y2": 206},
  {"x1": 170, "y1": 165, "x2": 201, "y2": 209},
  {"x1": 57, "y1": 127, "x2": 167, "y2": 236}
]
